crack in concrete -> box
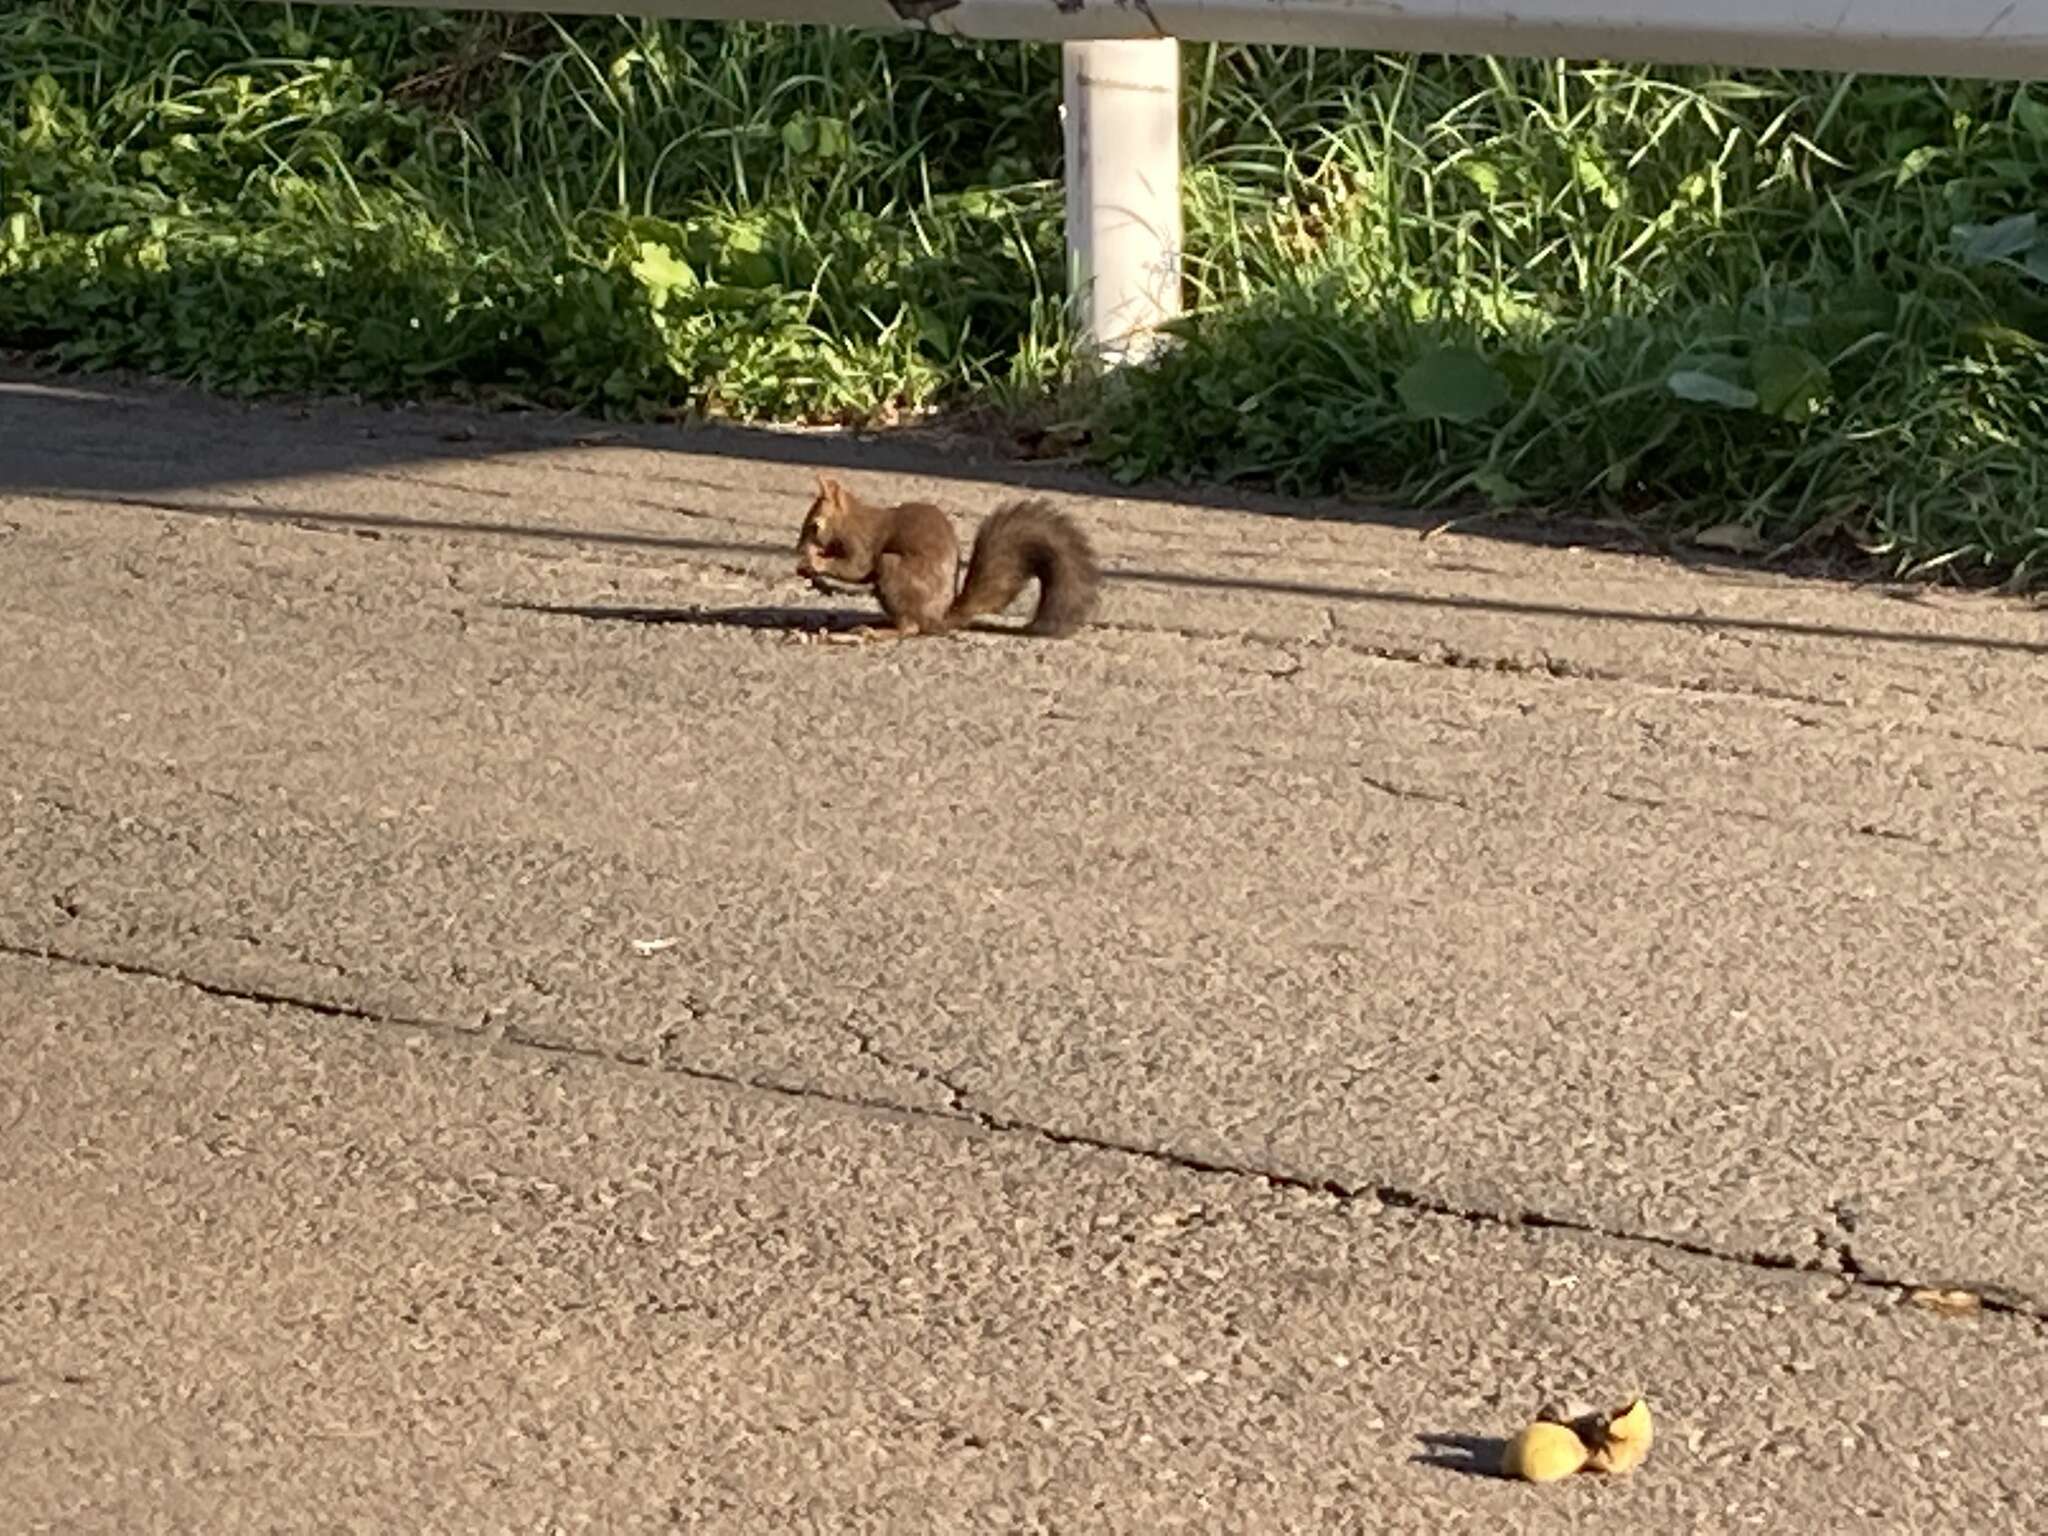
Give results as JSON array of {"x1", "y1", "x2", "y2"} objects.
[
  {"x1": 1344, "y1": 637, "x2": 1852, "y2": 712},
  {"x1": 1602, "y1": 789, "x2": 1949, "y2": 853},
  {"x1": 1096, "y1": 616, "x2": 1865, "y2": 716},
  {"x1": 1357, "y1": 775, "x2": 1471, "y2": 811},
  {"x1": 7, "y1": 937, "x2": 2043, "y2": 1328},
  {"x1": 836, "y1": 1010, "x2": 977, "y2": 1115}
]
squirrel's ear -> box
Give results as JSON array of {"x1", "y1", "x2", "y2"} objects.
[{"x1": 815, "y1": 472, "x2": 839, "y2": 501}]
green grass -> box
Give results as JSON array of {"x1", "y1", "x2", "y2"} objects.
[
  {"x1": 1, "y1": 3, "x2": 1073, "y2": 419},
  {"x1": 6, "y1": 3, "x2": 2048, "y2": 581}
]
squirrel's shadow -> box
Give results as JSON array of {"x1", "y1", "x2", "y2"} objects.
[
  {"x1": 504, "y1": 599, "x2": 1025, "y2": 638},
  {"x1": 1411, "y1": 1431, "x2": 1510, "y2": 1480},
  {"x1": 505, "y1": 599, "x2": 869, "y2": 635}
]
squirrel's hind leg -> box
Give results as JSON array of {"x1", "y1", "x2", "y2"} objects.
[{"x1": 872, "y1": 552, "x2": 954, "y2": 639}]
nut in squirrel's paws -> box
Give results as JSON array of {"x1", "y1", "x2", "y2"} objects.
[
  {"x1": 1501, "y1": 1397, "x2": 1654, "y2": 1484},
  {"x1": 1500, "y1": 1421, "x2": 1589, "y2": 1483}
]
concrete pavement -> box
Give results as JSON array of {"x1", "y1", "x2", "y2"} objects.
[{"x1": 3, "y1": 372, "x2": 2045, "y2": 1530}]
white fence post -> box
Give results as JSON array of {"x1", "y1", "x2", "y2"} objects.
[{"x1": 1061, "y1": 39, "x2": 1182, "y2": 367}]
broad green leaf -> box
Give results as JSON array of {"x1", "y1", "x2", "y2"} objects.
[
  {"x1": 629, "y1": 241, "x2": 695, "y2": 308},
  {"x1": 2016, "y1": 92, "x2": 2048, "y2": 143},
  {"x1": 1458, "y1": 157, "x2": 1502, "y2": 198},
  {"x1": 1951, "y1": 212, "x2": 2039, "y2": 266},
  {"x1": 1667, "y1": 369, "x2": 1758, "y2": 410},
  {"x1": 1406, "y1": 285, "x2": 1444, "y2": 324},
  {"x1": 1750, "y1": 344, "x2": 1831, "y2": 423},
  {"x1": 1470, "y1": 467, "x2": 1523, "y2": 506},
  {"x1": 1813, "y1": 281, "x2": 1900, "y2": 356},
  {"x1": 814, "y1": 116, "x2": 851, "y2": 159},
  {"x1": 1571, "y1": 142, "x2": 1622, "y2": 209},
  {"x1": 1396, "y1": 346, "x2": 1510, "y2": 423},
  {"x1": 1493, "y1": 348, "x2": 1546, "y2": 397},
  {"x1": 718, "y1": 219, "x2": 778, "y2": 288}
]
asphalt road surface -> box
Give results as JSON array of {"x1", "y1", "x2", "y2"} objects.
[{"x1": 4, "y1": 371, "x2": 2046, "y2": 1532}]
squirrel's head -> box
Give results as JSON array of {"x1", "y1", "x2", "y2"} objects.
[{"x1": 795, "y1": 474, "x2": 858, "y2": 579}]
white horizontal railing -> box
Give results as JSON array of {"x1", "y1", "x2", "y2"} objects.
[
  {"x1": 313, "y1": 0, "x2": 2048, "y2": 79},
  {"x1": 302, "y1": 0, "x2": 2048, "y2": 358}
]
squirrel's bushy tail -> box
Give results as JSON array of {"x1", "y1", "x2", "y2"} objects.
[{"x1": 946, "y1": 500, "x2": 1100, "y2": 638}]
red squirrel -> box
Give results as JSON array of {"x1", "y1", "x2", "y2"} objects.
[{"x1": 794, "y1": 475, "x2": 1100, "y2": 639}]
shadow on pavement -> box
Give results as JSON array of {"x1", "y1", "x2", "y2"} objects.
[
  {"x1": 29, "y1": 492, "x2": 777, "y2": 562},
  {"x1": 1411, "y1": 1431, "x2": 1510, "y2": 1479},
  {"x1": 30, "y1": 489, "x2": 2047, "y2": 658},
  {"x1": 510, "y1": 600, "x2": 869, "y2": 635},
  {"x1": 0, "y1": 367, "x2": 1654, "y2": 556},
  {"x1": 508, "y1": 600, "x2": 1074, "y2": 642}
]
